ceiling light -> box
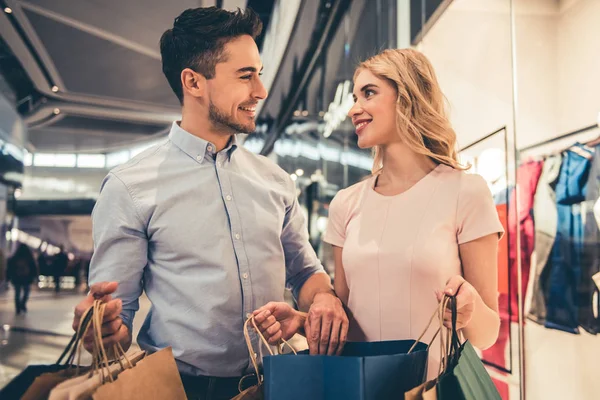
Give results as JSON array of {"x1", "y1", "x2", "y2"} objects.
[
  {"x1": 302, "y1": 111, "x2": 309, "y2": 117},
  {"x1": 293, "y1": 110, "x2": 301, "y2": 117},
  {"x1": 295, "y1": 169, "x2": 304, "y2": 177},
  {"x1": 14, "y1": 188, "x2": 22, "y2": 199},
  {"x1": 53, "y1": 108, "x2": 60, "y2": 115},
  {"x1": 290, "y1": 173, "x2": 298, "y2": 181},
  {"x1": 4, "y1": 7, "x2": 12, "y2": 14},
  {"x1": 51, "y1": 86, "x2": 59, "y2": 92}
]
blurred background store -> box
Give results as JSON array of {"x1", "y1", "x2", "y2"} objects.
[{"x1": 0, "y1": 0, "x2": 598, "y2": 398}]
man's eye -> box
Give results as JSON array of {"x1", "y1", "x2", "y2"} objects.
[{"x1": 241, "y1": 75, "x2": 252, "y2": 80}]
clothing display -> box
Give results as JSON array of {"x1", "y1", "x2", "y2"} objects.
[
  {"x1": 519, "y1": 142, "x2": 600, "y2": 335},
  {"x1": 508, "y1": 161, "x2": 543, "y2": 323},
  {"x1": 323, "y1": 164, "x2": 504, "y2": 379},
  {"x1": 528, "y1": 155, "x2": 562, "y2": 324},
  {"x1": 544, "y1": 144, "x2": 594, "y2": 334},
  {"x1": 579, "y1": 145, "x2": 600, "y2": 334}
]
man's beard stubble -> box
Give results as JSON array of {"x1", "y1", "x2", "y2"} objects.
[{"x1": 208, "y1": 100, "x2": 255, "y2": 134}]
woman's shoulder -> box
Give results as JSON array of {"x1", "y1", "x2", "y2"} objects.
[
  {"x1": 436, "y1": 165, "x2": 490, "y2": 196},
  {"x1": 329, "y1": 176, "x2": 374, "y2": 214}
]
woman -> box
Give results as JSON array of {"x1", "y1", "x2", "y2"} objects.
[
  {"x1": 254, "y1": 49, "x2": 503, "y2": 375},
  {"x1": 7, "y1": 244, "x2": 38, "y2": 315}
]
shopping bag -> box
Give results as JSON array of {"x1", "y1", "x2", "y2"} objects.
[
  {"x1": 263, "y1": 331, "x2": 428, "y2": 400},
  {"x1": 404, "y1": 379, "x2": 437, "y2": 400},
  {"x1": 49, "y1": 300, "x2": 147, "y2": 400},
  {"x1": 0, "y1": 304, "x2": 95, "y2": 400},
  {"x1": 92, "y1": 346, "x2": 186, "y2": 400},
  {"x1": 435, "y1": 295, "x2": 502, "y2": 400}
]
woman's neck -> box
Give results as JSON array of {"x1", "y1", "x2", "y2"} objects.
[{"x1": 377, "y1": 142, "x2": 438, "y2": 187}]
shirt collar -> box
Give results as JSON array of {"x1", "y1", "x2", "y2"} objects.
[{"x1": 168, "y1": 121, "x2": 238, "y2": 164}]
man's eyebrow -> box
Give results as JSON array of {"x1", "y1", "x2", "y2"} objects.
[{"x1": 236, "y1": 66, "x2": 264, "y2": 73}]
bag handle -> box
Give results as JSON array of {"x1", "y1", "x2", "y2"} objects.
[
  {"x1": 242, "y1": 315, "x2": 298, "y2": 384},
  {"x1": 56, "y1": 304, "x2": 94, "y2": 366},
  {"x1": 407, "y1": 293, "x2": 463, "y2": 377}
]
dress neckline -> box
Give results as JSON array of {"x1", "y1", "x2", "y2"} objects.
[{"x1": 369, "y1": 164, "x2": 445, "y2": 199}]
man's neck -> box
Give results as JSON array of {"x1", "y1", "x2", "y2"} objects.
[{"x1": 180, "y1": 114, "x2": 233, "y2": 152}]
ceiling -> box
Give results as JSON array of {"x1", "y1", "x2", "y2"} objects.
[{"x1": 0, "y1": 0, "x2": 274, "y2": 153}]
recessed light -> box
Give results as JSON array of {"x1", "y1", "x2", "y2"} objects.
[{"x1": 4, "y1": 7, "x2": 13, "y2": 14}]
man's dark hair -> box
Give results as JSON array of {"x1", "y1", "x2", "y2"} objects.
[{"x1": 160, "y1": 7, "x2": 263, "y2": 104}]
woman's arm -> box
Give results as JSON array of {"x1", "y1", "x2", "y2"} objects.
[
  {"x1": 332, "y1": 245, "x2": 349, "y2": 306},
  {"x1": 442, "y1": 233, "x2": 500, "y2": 350}
]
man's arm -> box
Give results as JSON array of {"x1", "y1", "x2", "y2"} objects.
[
  {"x1": 74, "y1": 173, "x2": 148, "y2": 353},
  {"x1": 277, "y1": 177, "x2": 349, "y2": 356}
]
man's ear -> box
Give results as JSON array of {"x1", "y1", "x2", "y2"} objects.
[{"x1": 181, "y1": 68, "x2": 206, "y2": 99}]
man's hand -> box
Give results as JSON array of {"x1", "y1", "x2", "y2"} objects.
[
  {"x1": 252, "y1": 302, "x2": 305, "y2": 345},
  {"x1": 73, "y1": 281, "x2": 129, "y2": 353},
  {"x1": 305, "y1": 293, "x2": 348, "y2": 356}
]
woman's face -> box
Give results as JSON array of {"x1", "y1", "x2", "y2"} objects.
[{"x1": 348, "y1": 69, "x2": 400, "y2": 149}]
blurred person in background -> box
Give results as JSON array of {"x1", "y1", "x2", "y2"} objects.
[
  {"x1": 52, "y1": 246, "x2": 69, "y2": 293},
  {"x1": 7, "y1": 243, "x2": 38, "y2": 315}
]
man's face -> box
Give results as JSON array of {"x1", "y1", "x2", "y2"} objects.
[{"x1": 205, "y1": 35, "x2": 268, "y2": 134}]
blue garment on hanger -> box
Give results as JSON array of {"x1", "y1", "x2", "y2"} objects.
[{"x1": 545, "y1": 144, "x2": 594, "y2": 334}]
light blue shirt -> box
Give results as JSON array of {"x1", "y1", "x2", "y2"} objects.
[{"x1": 89, "y1": 122, "x2": 325, "y2": 377}]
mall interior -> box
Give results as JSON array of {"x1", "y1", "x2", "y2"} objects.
[{"x1": 0, "y1": 0, "x2": 599, "y2": 399}]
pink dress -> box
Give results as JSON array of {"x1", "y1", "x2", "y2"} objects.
[{"x1": 323, "y1": 164, "x2": 504, "y2": 378}]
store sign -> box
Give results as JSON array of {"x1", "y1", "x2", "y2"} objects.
[{"x1": 322, "y1": 80, "x2": 354, "y2": 138}]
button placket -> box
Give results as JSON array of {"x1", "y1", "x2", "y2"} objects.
[{"x1": 216, "y1": 164, "x2": 254, "y2": 333}]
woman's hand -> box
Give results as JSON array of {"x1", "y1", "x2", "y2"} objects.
[{"x1": 435, "y1": 275, "x2": 477, "y2": 330}]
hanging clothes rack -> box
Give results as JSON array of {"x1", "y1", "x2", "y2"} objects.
[{"x1": 519, "y1": 123, "x2": 599, "y2": 152}]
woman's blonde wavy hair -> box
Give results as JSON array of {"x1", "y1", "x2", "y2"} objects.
[{"x1": 355, "y1": 48, "x2": 467, "y2": 174}]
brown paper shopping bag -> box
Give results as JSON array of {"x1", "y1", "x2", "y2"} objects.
[
  {"x1": 92, "y1": 346, "x2": 187, "y2": 400},
  {"x1": 49, "y1": 300, "x2": 145, "y2": 400},
  {"x1": 404, "y1": 379, "x2": 437, "y2": 400}
]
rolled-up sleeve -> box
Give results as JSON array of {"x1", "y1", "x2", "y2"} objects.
[
  {"x1": 89, "y1": 173, "x2": 148, "y2": 333},
  {"x1": 281, "y1": 178, "x2": 326, "y2": 301}
]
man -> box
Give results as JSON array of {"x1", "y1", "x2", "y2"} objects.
[{"x1": 72, "y1": 7, "x2": 348, "y2": 400}]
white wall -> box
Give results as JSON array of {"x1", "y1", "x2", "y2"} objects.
[
  {"x1": 418, "y1": 0, "x2": 515, "y2": 149},
  {"x1": 557, "y1": 0, "x2": 600, "y2": 134}
]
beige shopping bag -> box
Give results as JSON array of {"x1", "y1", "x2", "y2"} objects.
[
  {"x1": 49, "y1": 300, "x2": 145, "y2": 400},
  {"x1": 92, "y1": 346, "x2": 186, "y2": 400}
]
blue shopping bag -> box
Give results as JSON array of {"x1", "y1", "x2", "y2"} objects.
[{"x1": 263, "y1": 340, "x2": 428, "y2": 400}]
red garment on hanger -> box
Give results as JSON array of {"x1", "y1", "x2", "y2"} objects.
[{"x1": 508, "y1": 160, "x2": 543, "y2": 322}]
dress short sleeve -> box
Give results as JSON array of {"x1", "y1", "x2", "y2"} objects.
[
  {"x1": 457, "y1": 173, "x2": 505, "y2": 244},
  {"x1": 323, "y1": 190, "x2": 348, "y2": 247}
]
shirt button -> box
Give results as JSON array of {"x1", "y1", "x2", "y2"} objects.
[
  {"x1": 226, "y1": 195, "x2": 232, "y2": 201},
  {"x1": 207, "y1": 145, "x2": 213, "y2": 152},
  {"x1": 242, "y1": 273, "x2": 248, "y2": 279},
  {"x1": 196, "y1": 155, "x2": 202, "y2": 161},
  {"x1": 235, "y1": 233, "x2": 240, "y2": 240}
]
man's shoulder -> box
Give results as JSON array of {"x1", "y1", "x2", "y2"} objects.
[{"x1": 108, "y1": 140, "x2": 170, "y2": 182}]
